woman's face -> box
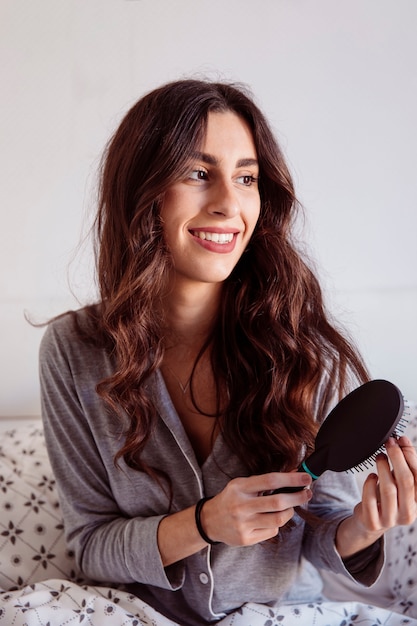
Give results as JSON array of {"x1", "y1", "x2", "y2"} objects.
[{"x1": 160, "y1": 110, "x2": 261, "y2": 290}]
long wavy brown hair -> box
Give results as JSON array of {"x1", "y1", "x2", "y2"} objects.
[{"x1": 84, "y1": 78, "x2": 368, "y2": 476}]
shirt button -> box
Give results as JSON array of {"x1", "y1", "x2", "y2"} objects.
[{"x1": 199, "y1": 573, "x2": 209, "y2": 584}]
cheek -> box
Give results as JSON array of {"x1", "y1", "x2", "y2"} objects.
[
  {"x1": 247, "y1": 202, "x2": 261, "y2": 236},
  {"x1": 162, "y1": 215, "x2": 186, "y2": 238},
  {"x1": 161, "y1": 218, "x2": 191, "y2": 259},
  {"x1": 159, "y1": 188, "x2": 182, "y2": 224},
  {"x1": 160, "y1": 196, "x2": 194, "y2": 238}
]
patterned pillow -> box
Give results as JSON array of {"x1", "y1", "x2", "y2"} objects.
[{"x1": 0, "y1": 423, "x2": 79, "y2": 591}]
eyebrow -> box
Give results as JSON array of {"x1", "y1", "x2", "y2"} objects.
[{"x1": 192, "y1": 151, "x2": 258, "y2": 169}]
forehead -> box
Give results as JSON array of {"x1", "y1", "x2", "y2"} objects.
[{"x1": 200, "y1": 111, "x2": 257, "y2": 159}]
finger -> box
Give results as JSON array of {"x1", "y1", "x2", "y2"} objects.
[
  {"x1": 397, "y1": 434, "x2": 416, "y2": 449},
  {"x1": 247, "y1": 472, "x2": 312, "y2": 497},
  {"x1": 259, "y1": 508, "x2": 296, "y2": 530},
  {"x1": 399, "y1": 436, "x2": 417, "y2": 503},
  {"x1": 386, "y1": 436, "x2": 417, "y2": 469},
  {"x1": 385, "y1": 437, "x2": 411, "y2": 477},
  {"x1": 375, "y1": 451, "x2": 398, "y2": 528},
  {"x1": 359, "y1": 473, "x2": 381, "y2": 531},
  {"x1": 248, "y1": 509, "x2": 296, "y2": 543},
  {"x1": 397, "y1": 436, "x2": 417, "y2": 479},
  {"x1": 386, "y1": 437, "x2": 416, "y2": 489},
  {"x1": 218, "y1": 474, "x2": 307, "y2": 514},
  {"x1": 258, "y1": 488, "x2": 313, "y2": 514},
  {"x1": 385, "y1": 437, "x2": 417, "y2": 524}
]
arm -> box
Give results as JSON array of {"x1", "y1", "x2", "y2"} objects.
[
  {"x1": 39, "y1": 319, "x2": 178, "y2": 589},
  {"x1": 302, "y1": 435, "x2": 417, "y2": 585}
]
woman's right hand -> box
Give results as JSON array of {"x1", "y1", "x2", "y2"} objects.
[
  {"x1": 200, "y1": 472, "x2": 313, "y2": 546},
  {"x1": 157, "y1": 471, "x2": 312, "y2": 566}
]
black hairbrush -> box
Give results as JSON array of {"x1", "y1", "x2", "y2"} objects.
[{"x1": 274, "y1": 379, "x2": 408, "y2": 493}]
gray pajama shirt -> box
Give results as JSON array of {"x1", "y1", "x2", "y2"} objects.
[{"x1": 39, "y1": 310, "x2": 384, "y2": 626}]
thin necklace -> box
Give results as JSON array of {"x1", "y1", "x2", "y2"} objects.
[{"x1": 164, "y1": 364, "x2": 191, "y2": 394}]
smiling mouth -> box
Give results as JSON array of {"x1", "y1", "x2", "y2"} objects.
[{"x1": 189, "y1": 230, "x2": 235, "y2": 244}]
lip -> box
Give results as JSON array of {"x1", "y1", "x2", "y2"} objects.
[{"x1": 188, "y1": 227, "x2": 240, "y2": 254}]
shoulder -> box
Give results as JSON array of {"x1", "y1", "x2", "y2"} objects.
[
  {"x1": 40, "y1": 307, "x2": 89, "y2": 353},
  {"x1": 39, "y1": 305, "x2": 111, "y2": 374}
]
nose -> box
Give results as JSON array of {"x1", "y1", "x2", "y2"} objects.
[{"x1": 205, "y1": 178, "x2": 239, "y2": 218}]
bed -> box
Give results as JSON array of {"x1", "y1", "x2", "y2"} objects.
[{"x1": 1, "y1": 406, "x2": 417, "y2": 626}]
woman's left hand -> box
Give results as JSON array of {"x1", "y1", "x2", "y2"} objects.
[
  {"x1": 336, "y1": 435, "x2": 417, "y2": 559},
  {"x1": 358, "y1": 435, "x2": 417, "y2": 531}
]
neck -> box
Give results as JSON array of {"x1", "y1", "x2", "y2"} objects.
[{"x1": 162, "y1": 278, "x2": 222, "y2": 348}]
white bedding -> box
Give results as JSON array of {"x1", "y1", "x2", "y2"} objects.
[
  {"x1": 1, "y1": 407, "x2": 417, "y2": 626},
  {"x1": 1, "y1": 579, "x2": 417, "y2": 626}
]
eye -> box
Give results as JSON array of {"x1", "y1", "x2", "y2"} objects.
[
  {"x1": 188, "y1": 169, "x2": 208, "y2": 182},
  {"x1": 237, "y1": 174, "x2": 259, "y2": 186}
]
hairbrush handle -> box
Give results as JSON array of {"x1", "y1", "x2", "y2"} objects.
[{"x1": 270, "y1": 485, "x2": 305, "y2": 494}]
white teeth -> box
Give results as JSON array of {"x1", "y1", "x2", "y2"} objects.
[{"x1": 192, "y1": 231, "x2": 234, "y2": 244}]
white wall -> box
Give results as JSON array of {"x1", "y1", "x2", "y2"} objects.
[{"x1": 1, "y1": 0, "x2": 416, "y2": 416}]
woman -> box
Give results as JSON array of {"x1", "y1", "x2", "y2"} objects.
[{"x1": 40, "y1": 79, "x2": 417, "y2": 625}]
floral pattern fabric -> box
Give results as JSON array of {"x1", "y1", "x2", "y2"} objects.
[
  {"x1": 0, "y1": 424, "x2": 78, "y2": 590},
  {"x1": 0, "y1": 579, "x2": 416, "y2": 626}
]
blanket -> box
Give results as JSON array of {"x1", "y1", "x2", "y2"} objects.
[{"x1": 1, "y1": 578, "x2": 417, "y2": 625}]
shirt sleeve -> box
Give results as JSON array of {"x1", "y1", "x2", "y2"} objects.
[
  {"x1": 39, "y1": 318, "x2": 185, "y2": 591},
  {"x1": 301, "y1": 461, "x2": 384, "y2": 587}
]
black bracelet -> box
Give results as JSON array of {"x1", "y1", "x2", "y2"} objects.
[{"x1": 195, "y1": 497, "x2": 220, "y2": 545}]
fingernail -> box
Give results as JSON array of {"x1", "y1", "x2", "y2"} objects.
[{"x1": 301, "y1": 473, "x2": 312, "y2": 486}]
